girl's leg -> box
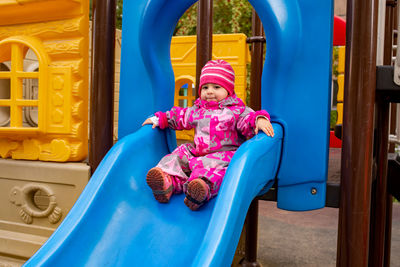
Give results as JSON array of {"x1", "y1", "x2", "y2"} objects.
[
  {"x1": 147, "y1": 144, "x2": 193, "y2": 202},
  {"x1": 156, "y1": 144, "x2": 193, "y2": 181},
  {"x1": 170, "y1": 174, "x2": 185, "y2": 194},
  {"x1": 187, "y1": 151, "x2": 235, "y2": 196},
  {"x1": 184, "y1": 151, "x2": 235, "y2": 209}
]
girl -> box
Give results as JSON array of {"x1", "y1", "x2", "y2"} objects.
[{"x1": 142, "y1": 60, "x2": 274, "y2": 210}]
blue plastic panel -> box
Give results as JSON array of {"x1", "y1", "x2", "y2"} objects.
[{"x1": 255, "y1": 0, "x2": 334, "y2": 210}]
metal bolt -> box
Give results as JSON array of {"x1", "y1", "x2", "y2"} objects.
[{"x1": 311, "y1": 188, "x2": 317, "y2": 195}]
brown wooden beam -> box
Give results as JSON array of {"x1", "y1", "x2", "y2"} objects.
[
  {"x1": 376, "y1": 1, "x2": 397, "y2": 267},
  {"x1": 249, "y1": 10, "x2": 264, "y2": 111},
  {"x1": 241, "y1": 199, "x2": 260, "y2": 267},
  {"x1": 240, "y1": 10, "x2": 264, "y2": 267},
  {"x1": 388, "y1": 1, "x2": 397, "y2": 152},
  {"x1": 195, "y1": 0, "x2": 213, "y2": 97},
  {"x1": 369, "y1": 97, "x2": 390, "y2": 267},
  {"x1": 384, "y1": 195, "x2": 393, "y2": 267},
  {"x1": 89, "y1": 0, "x2": 116, "y2": 174},
  {"x1": 336, "y1": 0, "x2": 379, "y2": 265}
]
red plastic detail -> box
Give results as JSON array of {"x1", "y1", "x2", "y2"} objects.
[
  {"x1": 333, "y1": 16, "x2": 346, "y2": 46},
  {"x1": 329, "y1": 130, "x2": 342, "y2": 148}
]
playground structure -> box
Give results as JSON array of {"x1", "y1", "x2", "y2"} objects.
[
  {"x1": 0, "y1": 0, "x2": 398, "y2": 266},
  {"x1": 23, "y1": 0, "x2": 333, "y2": 265}
]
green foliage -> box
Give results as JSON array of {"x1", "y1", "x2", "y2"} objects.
[
  {"x1": 332, "y1": 46, "x2": 339, "y2": 78},
  {"x1": 330, "y1": 110, "x2": 338, "y2": 130},
  {"x1": 90, "y1": 0, "x2": 254, "y2": 33},
  {"x1": 89, "y1": 0, "x2": 92, "y2": 19},
  {"x1": 174, "y1": 3, "x2": 198, "y2": 36},
  {"x1": 116, "y1": 0, "x2": 123, "y2": 29},
  {"x1": 175, "y1": 0, "x2": 253, "y2": 36},
  {"x1": 89, "y1": 0, "x2": 123, "y2": 30}
]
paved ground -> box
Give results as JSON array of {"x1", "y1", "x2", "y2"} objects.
[{"x1": 257, "y1": 201, "x2": 400, "y2": 267}]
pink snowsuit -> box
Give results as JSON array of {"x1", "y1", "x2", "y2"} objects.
[{"x1": 154, "y1": 94, "x2": 270, "y2": 198}]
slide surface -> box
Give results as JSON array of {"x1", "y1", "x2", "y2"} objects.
[{"x1": 24, "y1": 124, "x2": 282, "y2": 267}]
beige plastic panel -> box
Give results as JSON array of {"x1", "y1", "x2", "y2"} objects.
[{"x1": 0, "y1": 158, "x2": 90, "y2": 263}]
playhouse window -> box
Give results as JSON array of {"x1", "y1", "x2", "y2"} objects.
[
  {"x1": 0, "y1": 63, "x2": 10, "y2": 127},
  {"x1": 175, "y1": 80, "x2": 196, "y2": 108},
  {"x1": 0, "y1": 44, "x2": 39, "y2": 129}
]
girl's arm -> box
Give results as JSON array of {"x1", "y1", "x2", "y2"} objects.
[
  {"x1": 142, "y1": 116, "x2": 159, "y2": 128},
  {"x1": 255, "y1": 116, "x2": 274, "y2": 137},
  {"x1": 237, "y1": 107, "x2": 273, "y2": 137},
  {"x1": 143, "y1": 106, "x2": 194, "y2": 130}
]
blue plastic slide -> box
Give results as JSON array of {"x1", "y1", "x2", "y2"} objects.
[{"x1": 25, "y1": 125, "x2": 283, "y2": 266}]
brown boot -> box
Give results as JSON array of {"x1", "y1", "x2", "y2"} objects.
[
  {"x1": 184, "y1": 179, "x2": 210, "y2": 211},
  {"x1": 146, "y1": 167, "x2": 173, "y2": 203}
]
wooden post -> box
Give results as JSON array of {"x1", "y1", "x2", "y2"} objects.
[
  {"x1": 195, "y1": 0, "x2": 213, "y2": 97},
  {"x1": 249, "y1": 10, "x2": 264, "y2": 110},
  {"x1": 336, "y1": 0, "x2": 379, "y2": 265},
  {"x1": 369, "y1": 97, "x2": 390, "y2": 267},
  {"x1": 240, "y1": 9, "x2": 264, "y2": 267},
  {"x1": 374, "y1": 2, "x2": 397, "y2": 266},
  {"x1": 89, "y1": 0, "x2": 116, "y2": 174}
]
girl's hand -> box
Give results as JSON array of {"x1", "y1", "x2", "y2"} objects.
[
  {"x1": 142, "y1": 118, "x2": 158, "y2": 129},
  {"x1": 255, "y1": 117, "x2": 274, "y2": 137}
]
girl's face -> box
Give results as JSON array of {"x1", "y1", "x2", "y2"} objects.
[{"x1": 200, "y1": 83, "x2": 229, "y2": 102}]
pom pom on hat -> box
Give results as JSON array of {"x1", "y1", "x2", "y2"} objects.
[{"x1": 199, "y1": 60, "x2": 235, "y2": 96}]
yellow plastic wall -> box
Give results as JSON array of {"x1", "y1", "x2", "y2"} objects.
[
  {"x1": 0, "y1": 0, "x2": 89, "y2": 162},
  {"x1": 0, "y1": 0, "x2": 83, "y2": 26},
  {"x1": 171, "y1": 34, "x2": 250, "y2": 140},
  {"x1": 336, "y1": 46, "x2": 345, "y2": 125}
]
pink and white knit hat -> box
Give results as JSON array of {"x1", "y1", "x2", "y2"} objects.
[{"x1": 199, "y1": 59, "x2": 235, "y2": 96}]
